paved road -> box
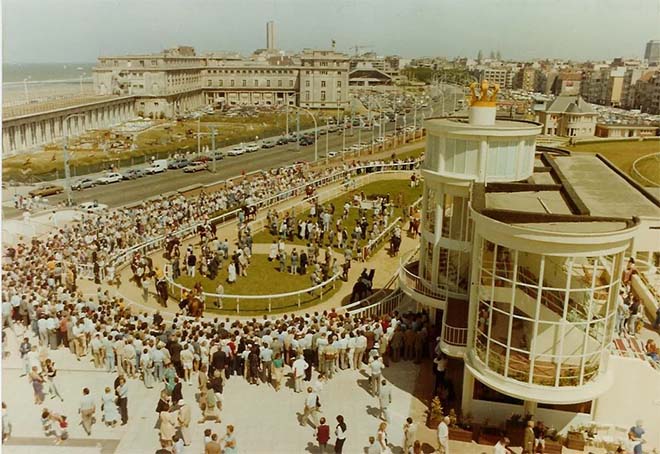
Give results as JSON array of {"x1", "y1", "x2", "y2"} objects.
[{"x1": 2, "y1": 88, "x2": 461, "y2": 218}]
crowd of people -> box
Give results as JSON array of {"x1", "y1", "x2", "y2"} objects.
[{"x1": 4, "y1": 262, "x2": 446, "y2": 453}]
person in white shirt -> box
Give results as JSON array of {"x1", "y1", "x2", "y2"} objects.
[
  {"x1": 369, "y1": 356, "x2": 384, "y2": 396},
  {"x1": 300, "y1": 387, "x2": 320, "y2": 428},
  {"x1": 292, "y1": 355, "x2": 309, "y2": 393},
  {"x1": 403, "y1": 417, "x2": 418, "y2": 453},
  {"x1": 437, "y1": 416, "x2": 450, "y2": 454},
  {"x1": 494, "y1": 437, "x2": 513, "y2": 454}
]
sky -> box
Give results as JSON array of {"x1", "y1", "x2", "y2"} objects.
[{"x1": 2, "y1": 0, "x2": 660, "y2": 63}]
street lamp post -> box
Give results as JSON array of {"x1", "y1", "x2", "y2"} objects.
[
  {"x1": 63, "y1": 113, "x2": 87, "y2": 206},
  {"x1": 23, "y1": 77, "x2": 31, "y2": 104},
  {"x1": 289, "y1": 105, "x2": 318, "y2": 162},
  {"x1": 342, "y1": 117, "x2": 347, "y2": 160},
  {"x1": 325, "y1": 117, "x2": 329, "y2": 165},
  {"x1": 211, "y1": 127, "x2": 217, "y2": 172}
]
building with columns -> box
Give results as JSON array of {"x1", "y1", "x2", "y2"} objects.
[{"x1": 399, "y1": 81, "x2": 660, "y2": 433}]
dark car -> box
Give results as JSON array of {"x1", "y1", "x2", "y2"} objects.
[
  {"x1": 299, "y1": 136, "x2": 314, "y2": 146},
  {"x1": 71, "y1": 178, "x2": 95, "y2": 190},
  {"x1": 168, "y1": 158, "x2": 190, "y2": 169},
  {"x1": 122, "y1": 168, "x2": 147, "y2": 180},
  {"x1": 261, "y1": 140, "x2": 276, "y2": 149},
  {"x1": 276, "y1": 137, "x2": 288, "y2": 146}
]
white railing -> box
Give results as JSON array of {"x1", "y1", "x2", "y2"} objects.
[
  {"x1": 442, "y1": 324, "x2": 468, "y2": 347},
  {"x1": 340, "y1": 271, "x2": 400, "y2": 314},
  {"x1": 399, "y1": 259, "x2": 448, "y2": 302},
  {"x1": 166, "y1": 271, "x2": 342, "y2": 314},
  {"x1": 346, "y1": 290, "x2": 403, "y2": 318},
  {"x1": 361, "y1": 216, "x2": 402, "y2": 261}
]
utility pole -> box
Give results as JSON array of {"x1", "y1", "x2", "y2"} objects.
[
  {"x1": 211, "y1": 126, "x2": 217, "y2": 172},
  {"x1": 296, "y1": 111, "x2": 300, "y2": 152},
  {"x1": 325, "y1": 117, "x2": 329, "y2": 165},
  {"x1": 342, "y1": 117, "x2": 346, "y2": 160},
  {"x1": 197, "y1": 116, "x2": 201, "y2": 155},
  {"x1": 285, "y1": 103, "x2": 289, "y2": 136},
  {"x1": 63, "y1": 134, "x2": 72, "y2": 206}
]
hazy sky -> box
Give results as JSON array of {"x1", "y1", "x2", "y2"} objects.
[{"x1": 2, "y1": 0, "x2": 659, "y2": 63}]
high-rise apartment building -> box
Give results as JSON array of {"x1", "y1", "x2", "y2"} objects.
[{"x1": 644, "y1": 40, "x2": 660, "y2": 65}]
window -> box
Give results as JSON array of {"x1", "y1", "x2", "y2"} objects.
[
  {"x1": 305, "y1": 91, "x2": 310, "y2": 101},
  {"x1": 337, "y1": 81, "x2": 342, "y2": 88},
  {"x1": 305, "y1": 80, "x2": 310, "y2": 87},
  {"x1": 321, "y1": 91, "x2": 326, "y2": 101},
  {"x1": 207, "y1": 80, "x2": 212, "y2": 87},
  {"x1": 254, "y1": 80, "x2": 259, "y2": 87},
  {"x1": 219, "y1": 80, "x2": 223, "y2": 87},
  {"x1": 321, "y1": 81, "x2": 326, "y2": 88},
  {"x1": 266, "y1": 80, "x2": 271, "y2": 87},
  {"x1": 278, "y1": 80, "x2": 282, "y2": 87},
  {"x1": 230, "y1": 80, "x2": 235, "y2": 87},
  {"x1": 289, "y1": 80, "x2": 293, "y2": 87},
  {"x1": 242, "y1": 80, "x2": 247, "y2": 87}
]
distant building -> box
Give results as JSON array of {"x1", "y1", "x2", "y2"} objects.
[
  {"x1": 473, "y1": 67, "x2": 513, "y2": 89},
  {"x1": 634, "y1": 70, "x2": 660, "y2": 114},
  {"x1": 595, "y1": 123, "x2": 658, "y2": 138},
  {"x1": 538, "y1": 95, "x2": 597, "y2": 137},
  {"x1": 550, "y1": 72, "x2": 582, "y2": 96},
  {"x1": 644, "y1": 40, "x2": 660, "y2": 66},
  {"x1": 581, "y1": 67, "x2": 626, "y2": 107}
]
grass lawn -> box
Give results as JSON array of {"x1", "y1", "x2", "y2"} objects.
[
  {"x1": 253, "y1": 179, "x2": 422, "y2": 248},
  {"x1": 631, "y1": 153, "x2": 660, "y2": 186},
  {"x1": 174, "y1": 254, "x2": 342, "y2": 314},
  {"x1": 2, "y1": 112, "x2": 319, "y2": 182},
  {"x1": 566, "y1": 140, "x2": 660, "y2": 184}
]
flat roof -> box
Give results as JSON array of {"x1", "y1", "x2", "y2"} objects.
[
  {"x1": 486, "y1": 191, "x2": 573, "y2": 215},
  {"x1": 512, "y1": 221, "x2": 629, "y2": 233},
  {"x1": 552, "y1": 154, "x2": 660, "y2": 218}
]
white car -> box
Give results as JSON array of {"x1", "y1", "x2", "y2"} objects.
[
  {"x1": 96, "y1": 172, "x2": 123, "y2": 184},
  {"x1": 78, "y1": 201, "x2": 108, "y2": 214},
  {"x1": 349, "y1": 144, "x2": 361, "y2": 151},
  {"x1": 327, "y1": 151, "x2": 338, "y2": 158},
  {"x1": 375, "y1": 137, "x2": 385, "y2": 143},
  {"x1": 144, "y1": 164, "x2": 167, "y2": 174},
  {"x1": 245, "y1": 143, "x2": 260, "y2": 153},
  {"x1": 228, "y1": 145, "x2": 246, "y2": 156}
]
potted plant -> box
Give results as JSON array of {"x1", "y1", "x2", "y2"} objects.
[
  {"x1": 426, "y1": 396, "x2": 443, "y2": 429},
  {"x1": 565, "y1": 427, "x2": 585, "y2": 450},
  {"x1": 447, "y1": 409, "x2": 473, "y2": 442},
  {"x1": 505, "y1": 413, "x2": 531, "y2": 446},
  {"x1": 544, "y1": 428, "x2": 564, "y2": 454}
]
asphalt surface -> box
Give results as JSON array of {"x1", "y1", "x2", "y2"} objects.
[{"x1": 2, "y1": 86, "x2": 462, "y2": 218}]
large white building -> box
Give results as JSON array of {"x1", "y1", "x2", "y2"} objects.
[{"x1": 399, "y1": 81, "x2": 660, "y2": 434}]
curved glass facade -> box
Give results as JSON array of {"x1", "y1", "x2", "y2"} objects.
[{"x1": 473, "y1": 237, "x2": 622, "y2": 388}]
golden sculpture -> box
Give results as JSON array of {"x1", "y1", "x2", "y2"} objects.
[{"x1": 469, "y1": 79, "x2": 499, "y2": 107}]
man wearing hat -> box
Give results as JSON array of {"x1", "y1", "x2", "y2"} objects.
[{"x1": 176, "y1": 399, "x2": 191, "y2": 446}]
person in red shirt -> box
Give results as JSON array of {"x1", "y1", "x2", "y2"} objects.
[{"x1": 316, "y1": 417, "x2": 330, "y2": 453}]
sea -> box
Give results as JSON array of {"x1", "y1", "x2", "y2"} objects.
[{"x1": 2, "y1": 62, "x2": 96, "y2": 106}]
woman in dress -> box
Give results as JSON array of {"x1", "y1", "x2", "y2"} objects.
[
  {"x1": 159, "y1": 411, "x2": 177, "y2": 447},
  {"x1": 140, "y1": 348, "x2": 155, "y2": 389},
  {"x1": 29, "y1": 366, "x2": 45, "y2": 405},
  {"x1": 154, "y1": 390, "x2": 170, "y2": 430},
  {"x1": 271, "y1": 352, "x2": 284, "y2": 391},
  {"x1": 227, "y1": 262, "x2": 237, "y2": 283},
  {"x1": 248, "y1": 346, "x2": 260, "y2": 385},
  {"x1": 377, "y1": 422, "x2": 390, "y2": 454},
  {"x1": 102, "y1": 386, "x2": 120, "y2": 427},
  {"x1": 222, "y1": 425, "x2": 238, "y2": 454}
]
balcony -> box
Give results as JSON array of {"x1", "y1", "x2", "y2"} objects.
[
  {"x1": 440, "y1": 297, "x2": 470, "y2": 357},
  {"x1": 398, "y1": 259, "x2": 447, "y2": 309}
]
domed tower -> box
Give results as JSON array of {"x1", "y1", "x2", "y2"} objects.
[{"x1": 400, "y1": 81, "x2": 541, "y2": 357}]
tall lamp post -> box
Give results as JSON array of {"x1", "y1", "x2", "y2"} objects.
[
  {"x1": 63, "y1": 113, "x2": 88, "y2": 206},
  {"x1": 289, "y1": 105, "x2": 318, "y2": 162},
  {"x1": 23, "y1": 76, "x2": 31, "y2": 104}
]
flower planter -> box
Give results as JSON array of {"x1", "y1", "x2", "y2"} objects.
[
  {"x1": 448, "y1": 427, "x2": 473, "y2": 443},
  {"x1": 565, "y1": 431, "x2": 585, "y2": 451},
  {"x1": 505, "y1": 421, "x2": 526, "y2": 447},
  {"x1": 545, "y1": 439, "x2": 563, "y2": 454}
]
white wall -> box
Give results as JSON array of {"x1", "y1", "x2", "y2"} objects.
[{"x1": 593, "y1": 355, "x2": 660, "y2": 451}]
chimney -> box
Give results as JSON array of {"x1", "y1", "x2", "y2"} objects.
[{"x1": 266, "y1": 21, "x2": 275, "y2": 50}]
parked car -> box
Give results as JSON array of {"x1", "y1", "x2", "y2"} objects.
[
  {"x1": 183, "y1": 162, "x2": 208, "y2": 173},
  {"x1": 228, "y1": 145, "x2": 246, "y2": 156},
  {"x1": 245, "y1": 143, "x2": 260, "y2": 152},
  {"x1": 192, "y1": 156, "x2": 210, "y2": 163},
  {"x1": 71, "y1": 178, "x2": 95, "y2": 191},
  {"x1": 78, "y1": 201, "x2": 108, "y2": 214},
  {"x1": 299, "y1": 137, "x2": 313, "y2": 146},
  {"x1": 276, "y1": 137, "x2": 288, "y2": 146},
  {"x1": 211, "y1": 151, "x2": 225, "y2": 160},
  {"x1": 96, "y1": 172, "x2": 124, "y2": 184},
  {"x1": 122, "y1": 169, "x2": 147, "y2": 180},
  {"x1": 28, "y1": 184, "x2": 64, "y2": 197},
  {"x1": 327, "y1": 151, "x2": 338, "y2": 158},
  {"x1": 261, "y1": 140, "x2": 276, "y2": 149},
  {"x1": 168, "y1": 158, "x2": 191, "y2": 169},
  {"x1": 144, "y1": 159, "x2": 168, "y2": 174}
]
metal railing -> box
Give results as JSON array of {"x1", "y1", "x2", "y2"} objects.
[
  {"x1": 399, "y1": 258, "x2": 448, "y2": 302},
  {"x1": 442, "y1": 323, "x2": 468, "y2": 347},
  {"x1": 166, "y1": 271, "x2": 341, "y2": 314},
  {"x1": 346, "y1": 290, "x2": 403, "y2": 318}
]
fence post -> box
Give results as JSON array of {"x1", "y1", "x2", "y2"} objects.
[
  {"x1": 297, "y1": 293, "x2": 301, "y2": 308},
  {"x1": 236, "y1": 299, "x2": 240, "y2": 314},
  {"x1": 268, "y1": 298, "x2": 272, "y2": 313}
]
